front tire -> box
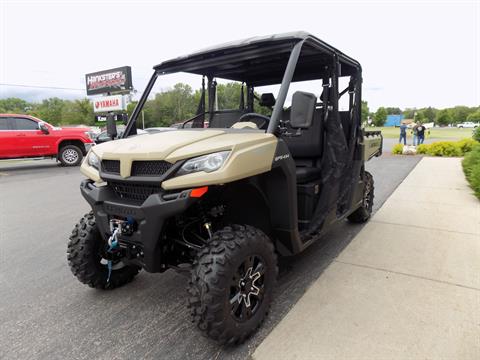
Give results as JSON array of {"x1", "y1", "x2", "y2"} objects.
[
  {"x1": 348, "y1": 171, "x2": 374, "y2": 223},
  {"x1": 59, "y1": 144, "x2": 83, "y2": 166},
  {"x1": 67, "y1": 212, "x2": 140, "y2": 289},
  {"x1": 187, "y1": 225, "x2": 278, "y2": 344}
]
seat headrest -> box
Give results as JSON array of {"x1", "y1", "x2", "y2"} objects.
[{"x1": 259, "y1": 93, "x2": 276, "y2": 107}]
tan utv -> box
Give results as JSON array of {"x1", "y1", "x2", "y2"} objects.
[{"x1": 68, "y1": 32, "x2": 382, "y2": 344}]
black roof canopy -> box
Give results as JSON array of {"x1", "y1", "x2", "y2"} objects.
[{"x1": 154, "y1": 32, "x2": 361, "y2": 86}]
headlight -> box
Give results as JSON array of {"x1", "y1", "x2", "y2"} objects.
[
  {"x1": 88, "y1": 151, "x2": 100, "y2": 170},
  {"x1": 177, "y1": 151, "x2": 230, "y2": 176}
]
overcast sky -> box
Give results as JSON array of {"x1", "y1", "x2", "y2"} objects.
[{"x1": 1, "y1": 0, "x2": 479, "y2": 111}]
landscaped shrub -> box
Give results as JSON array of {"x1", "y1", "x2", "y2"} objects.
[
  {"x1": 400, "y1": 139, "x2": 479, "y2": 157},
  {"x1": 426, "y1": 141, "x2": 463, "y2": 157},
  {"x1": 473, "y1": 127, "x2": 480, "y2": 142},
  {"x1": 457, "y1": 138, "x2": 478, "y2": 153},
  {"x1": 416, "y1": 144, "x2": 428, "y2": 154},
  {"x1": 392, "y1": 143, "x2": 403, "y2": 154},
  {"x1": 462, "y1": 144, "x2": 480, "y2": 199}
]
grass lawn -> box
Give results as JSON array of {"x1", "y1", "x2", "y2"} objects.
[{"x1": 367, "y1": 126, "x2": 474, "y2": 140}]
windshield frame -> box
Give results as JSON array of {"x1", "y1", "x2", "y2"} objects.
[{"x1": 122, "y1": 41, "x2": 305, "y2": 138}]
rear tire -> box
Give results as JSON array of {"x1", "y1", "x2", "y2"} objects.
[
  {"x1": 187, "y1": 224, "x2": 277, "y2": 345},
  {"x1": 67, "y1": 212, "x2": 140, "y2": 289},
  {"x1": 59, "y1": 144, "x2": 83, "y2": 166},
  {"x1": 348, "y1": 171, "x2": 374, "y2": 223}
]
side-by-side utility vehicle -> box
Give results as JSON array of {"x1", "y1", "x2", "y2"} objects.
[{"x1": 68, "y1": 32, "x2": 382, "y2": 344}]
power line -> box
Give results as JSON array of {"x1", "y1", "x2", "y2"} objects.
[{"x1": 0, "y1": 83, "x2": 85, "y2": 91}]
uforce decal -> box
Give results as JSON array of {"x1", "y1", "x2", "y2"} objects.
[{"x1": 274, "y1": 154, "x2": 290, "y2": 162}]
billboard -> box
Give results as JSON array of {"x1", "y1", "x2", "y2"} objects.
[
  {"x1": 85, "y1": 66, "x2": 133, "y2": 95},
  {"x1": 92, "y1": 95, "x2": 126, "y2": 113}
]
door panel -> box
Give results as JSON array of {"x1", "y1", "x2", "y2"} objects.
[
  {"x1": 12, "y1": 117, "x2": 54, "y2": 157},
  {"x1": 0, "y1": 117, "x2": 21, "y2": 158}
]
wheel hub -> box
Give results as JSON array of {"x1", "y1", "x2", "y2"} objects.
[
  {"x1": 230, "y1": 255, "x2": 265, "y2": 321},
  {"x1": 63, "y1": 149, "x2": 79, "y2": 164},
  {"x1": 238, "y1": 267, "x2": 261, "y2": 307}
]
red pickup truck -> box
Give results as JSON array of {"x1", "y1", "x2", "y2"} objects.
[{"x1": 0, "y1": 114, "x2": 94, "y2": 166}]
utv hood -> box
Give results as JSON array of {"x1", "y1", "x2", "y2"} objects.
[
  {"x1": 92, "y1": 129, "x2": 225, "y2": 160},
  {"x1": 90, "y1": 128, "x2": 277, "y2": 179}
]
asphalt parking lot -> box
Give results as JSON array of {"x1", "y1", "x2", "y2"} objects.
[{"x1": 0, "y1": 155, "x2": 420, "y2": 360}]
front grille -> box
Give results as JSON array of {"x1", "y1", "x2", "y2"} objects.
[
  {"x1": 102, "y1": 160, "x2": 120, "y2": 174},
  {"x1": 108, "y1": 181, "x2": 162, "y2": 202},
  {"x1": 131, "y1": 160, "x2": 173, "y2": 177}
]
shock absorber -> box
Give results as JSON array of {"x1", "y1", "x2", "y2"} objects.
[
  {"x1": 198, "y1": 203, "x2": 213, "y2": 240},
  {"x1": 204, "y1": 222, "x2": 213, "y2": 240}
]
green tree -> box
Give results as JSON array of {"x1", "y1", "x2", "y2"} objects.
[
  {"x1": 403, "y1": 108, "x2": 416, "y2": 119},
  {"x1": 418, "y1": 107, "x2": 437, "y2": 123},
  {"x1": 467, "y1": 110, "x2": 480, "y2": 122},
  {"x1": 384, "y1": 107, "x2": 402, "y2": 115},
  {"x1": 30, "y1": 98, "x2": 65, "y2": 125},
  {"x1": 449, "y1": 106, "x2": 476, "y2": 124},
  {"x1": 216, "y1": 82, "x2": 244, "y2": 110},
  {"x1": 435, "y1": 109, "x2": 452, "y2": 126},
  {"x1": 0, "y1": 98, "x2": 29, "y2": 113},
  {"x1": 361, "y1": 100, "x2": 369, "y2": 124},
  {"x1": 373, "y1": 107, "x2": 387, "y2": 127},
  {"x1": 140, "y1": 83, "x2": 197, "y2": 128},
  {"x1": 59, "y1": 99, "x2": 95, "y2": 125}
]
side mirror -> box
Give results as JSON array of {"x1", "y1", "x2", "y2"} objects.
[
  {"x1": 290, "y1": 91, "x2": 316, "y2": 129},
  {"x1": 38, "y1": 122, "x2": 49, "y2": 134},
  {"x1": 106, "y1": 114, "x2": 117, "y2": 140}
]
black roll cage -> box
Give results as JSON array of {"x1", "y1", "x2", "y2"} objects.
[{"x1": 123, "y1": 32, "x2": 362, "y2": 138}]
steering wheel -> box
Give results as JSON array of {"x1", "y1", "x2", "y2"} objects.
[{"x1": 238, "y1": 113, "x2": 270, "y2": 130}]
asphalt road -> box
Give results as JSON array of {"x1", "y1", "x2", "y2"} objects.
[{"x1": 0, "y1": 155, "x2": 420, "y2": 360}]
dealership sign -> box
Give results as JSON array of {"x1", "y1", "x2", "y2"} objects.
[
  {"x1": 92, "y1": 95, "x2": 126, "y2": 113},
  {"x1": 85, "y1": 66, "x2": 133, "y2": 95},
  {"x1": 95, "y1": 113, "x2": 128, "y2": 122}
]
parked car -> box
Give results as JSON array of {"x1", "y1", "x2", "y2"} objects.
[
  {"x1": 0, "y1": 114, "x2": 94, "y2": 166},
  {"x1": 95, "y1": 128, "x2": 148, "y2": 144},
  {"x1": 457, "y1": 122, "x2": 479, "y2": 128}
]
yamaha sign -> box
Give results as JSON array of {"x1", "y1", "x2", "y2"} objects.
[{"x1": 92, "y1": 95, "x2": 126, "y2": 113}]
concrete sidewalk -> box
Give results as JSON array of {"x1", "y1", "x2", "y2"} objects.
[{"x1": 254, "y1": 157, "x2": 480, "y2": 360}]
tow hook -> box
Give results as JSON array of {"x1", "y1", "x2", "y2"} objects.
[{"x1": 106, "y1": 227, "x2": 120, "y2": 284}]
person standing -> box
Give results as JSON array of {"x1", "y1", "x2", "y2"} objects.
[
  {"x1": 417, "y1": 123, "x2": 426, "y2": 145},
  {"x1": 399, "y1": 122, "x2": 407, "y2": 145},
  {"x1": 412, "y1": 123, "x2": 419, "y2": 146}
]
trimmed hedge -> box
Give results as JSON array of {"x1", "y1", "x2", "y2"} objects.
[
  {"x1": 414, "y1": 139, "x2": 478, "y2": 157},
  {"x1": 462, "y1": 144, "x2": 480, "y2": 199},
  {"x1": 392, "y1": 143, "x2": 403, "y2": 154}
]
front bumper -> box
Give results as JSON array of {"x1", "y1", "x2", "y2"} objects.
[{"x1": 80, "y1": 179, "x2": 197, "y2": 272}]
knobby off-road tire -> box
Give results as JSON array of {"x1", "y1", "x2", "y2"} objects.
[
  {"x1": 67, "y1": 212, "x2": 140, "y2": 289},
  {"x1": 348, "y1": 170, "x2": 374, "y2": 223},
  {"x1": 187, "y1": 224, "x2": 278, "y2": 345},
  {"x1": 59, "y1": 144, "x2": 83, "y2": 166}
]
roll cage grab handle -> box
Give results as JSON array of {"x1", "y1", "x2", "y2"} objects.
[{"x1": 123, "y1": 40, "x2": 306, "y2": 137}]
